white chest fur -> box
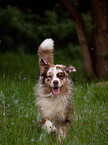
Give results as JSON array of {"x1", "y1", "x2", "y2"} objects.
[
  {"x1": 34, "y1": 79, "x2": 72, "y2": 123},
  {"x1": 36, "y1": 93, "x2": 69, "y2": 122}
]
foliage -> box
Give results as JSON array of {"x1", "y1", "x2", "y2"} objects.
[
  {"x1": 0, "y1": 6, "x2": 38, "y2": 53},
  {"x1": 0, "y1": 53, "x2": 108, "y2": 145},
  {"x1": 0, "y1": 5, "x2": 92, "y2": 54}
]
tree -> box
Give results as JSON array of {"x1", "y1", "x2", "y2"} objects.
[
  {"x1": 61, "y1": 0, "x2": 108, "y2": 79},
  {"x1": 91, "y1": 0, "x2": 108, "y2": 78}
]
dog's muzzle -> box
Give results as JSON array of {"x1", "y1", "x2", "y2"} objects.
[{"x1": 50, "y1": 80, "x2": 61, "y2": 95}]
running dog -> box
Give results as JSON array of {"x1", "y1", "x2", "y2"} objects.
[{"x1": 34, "y1": 38, "x2": 76, "y2": 140}]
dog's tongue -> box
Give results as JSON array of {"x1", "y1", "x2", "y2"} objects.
[{"x1": 51, "y1": 87, "x2": 60, "y2": 95}]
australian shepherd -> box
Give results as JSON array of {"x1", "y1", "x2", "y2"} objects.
[{"x1": 34, "y1": 38, "x2": 76, "y2": 140}]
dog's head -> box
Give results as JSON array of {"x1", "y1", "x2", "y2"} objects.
[{"x1": 40, "y1": 58, "x2": 76, "y2": 95}]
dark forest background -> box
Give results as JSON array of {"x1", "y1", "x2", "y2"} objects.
[
  {"x1": 0, "y1": 0, "x2": 108, "y2": 79},
  {"x1": 0, "y1": 0, "x2": 82, "y2": 53},
  {"x1": 0, "y1": 1, "x2": 108, "y2": 145}
]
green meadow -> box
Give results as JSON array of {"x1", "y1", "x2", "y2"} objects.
[{"x1": 0, "y1": 52, "x2": 108, "y2": 145}]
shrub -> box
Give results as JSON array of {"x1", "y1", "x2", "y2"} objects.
[{"x1": 0, "y1": 5, "x2": 78, "y2": 53}]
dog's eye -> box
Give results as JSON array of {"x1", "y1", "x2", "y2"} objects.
[
  {"x1": 46, "y1": 76, "x2": 52, "y2": 81},
  {"x1": 57, "y1": 73, "x2": 65, "y2": 80}
]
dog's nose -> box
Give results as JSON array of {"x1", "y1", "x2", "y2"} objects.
[{"x1": 53, "y1": 80, "x2": 59, "y2": 85}]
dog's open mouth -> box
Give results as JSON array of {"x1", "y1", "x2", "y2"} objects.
[{"x1": 50, "y1": 87, "x2": 61, "y2": 95}]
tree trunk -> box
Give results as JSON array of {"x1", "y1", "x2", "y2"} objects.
[
  {"x1": 91, "y1": 0, "x2": 108, "y2": 78},
  {"x1": 61, "y1": 0, "x2": 95, "y2": 77}
]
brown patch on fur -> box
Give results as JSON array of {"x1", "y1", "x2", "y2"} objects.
[
  {"x1": 55, "y1": 66, "x2": 69, "y2": 94},
  {"x1": 44, "y1": 72, "x2": 53, "y2": 84},
  {"x1": 38, "y1": 48, "x2": 54, "y2": 74},
  {"x1": 44, "y1": 85, "x2": 51, "y2": 94},
  {"x1": 40, "y1": 63, "x2": 50, "y2": 77},
  {"x1": 40, "y1": 64, "x2": 54, "y2": 84},
  {"x1": 41, "y1": 118, "x2": 49, "y2": 127},
  {"x1": 44, "y1": 72, "x2": 53, "y2": 93},
  {"x1": 60, "y1": 84, "x2": 68, "y2": 94},
  {"x1": 38, "y1": 48, "x2": 54, "y2": 64},
  {"x1": 57, "y1": 72, "x2": 65, "y2": 80},
  {"x1": 58, "y1": 77, "x2": 68, "y2": 94},
  {"x1": 56, "y1": 66, "x2": 65, "y2": 72}
]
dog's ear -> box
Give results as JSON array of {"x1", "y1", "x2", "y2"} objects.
[
  {"x1": 40, "y1": 58, "x2": 47, "y2": 65},
  {"x1": 64, "y1": 65, "x2": 76, "y2": 76},
  {"x1": 39, "y1": 58, "x2": 51, "y2": 77}
]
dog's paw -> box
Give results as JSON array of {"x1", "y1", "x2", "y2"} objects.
[
  {"x1": 51, "y1": 126, "x2": 58, "y2": 134},
  {"x1": 42, "y1": 119, "x2": 57, "y2": 134}
]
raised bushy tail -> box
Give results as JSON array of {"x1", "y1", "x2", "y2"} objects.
[{"x1": 38, "y1": 38, "x2": 54, "y2": 74}]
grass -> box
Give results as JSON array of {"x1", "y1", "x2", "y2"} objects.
[{"x1": 0, "y1": 52, "x2": 108, "y2": 145}]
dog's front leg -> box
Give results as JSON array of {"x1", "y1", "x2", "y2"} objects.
[{"x1": 41, "y1": 118, "x2": 57, "y2": 134}]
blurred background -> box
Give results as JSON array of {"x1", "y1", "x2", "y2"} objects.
[
  {"x1": 0, "y1": 1, "x2": 108, "y2": 144},
  {"x1": 0, "y1": 0, "x2": 108, "y2": 81}
]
